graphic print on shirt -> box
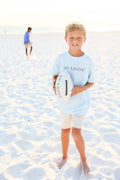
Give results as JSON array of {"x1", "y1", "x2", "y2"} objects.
[{"x1": 64, "y1": 66, "x2": 84, "y2": 72}]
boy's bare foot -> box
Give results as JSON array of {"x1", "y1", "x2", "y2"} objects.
[
  {"x1": 81, "y1": 159, "x2": 90, "y2": 175},
  {"x1": 57, "y1": 157, "x2": 67, "y2": 169}
]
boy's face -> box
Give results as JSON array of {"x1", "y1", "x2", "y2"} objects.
[{"x1": 65, "y1": 30, "x2": 86, "y2": 51}]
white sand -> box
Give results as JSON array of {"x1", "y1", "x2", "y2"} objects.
[{"x1": 0, "y1": 32, "x2": 120, "y2": 180}]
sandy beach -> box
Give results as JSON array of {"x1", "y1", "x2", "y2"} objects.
[{"x1": 0, "y1": 31, "x2": 120, "y2": 180}]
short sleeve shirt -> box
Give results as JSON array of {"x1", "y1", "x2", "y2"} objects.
[
  {"x1": 51, "y1": 51, "x2": 95, "y2": 115},
  {"x1": 24, "y1": 31, "x2": 30, "y2": 44}
]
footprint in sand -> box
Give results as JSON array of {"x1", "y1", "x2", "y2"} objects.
[
  {"x1": 15, "y1": 139, "x2": 34, "y2": 151},
  {"x1": 7, "y1": 162, "x2": 30, "y2": 179},
  {"x1": 0, "y1": 130, "x2": 16, "y2": 145},
  {"x1": 24, "y1": 168, "x2": 45, "y2": 180},
  {"x1": 103, "y1": 132, "x2": 120, "y2": 145}
]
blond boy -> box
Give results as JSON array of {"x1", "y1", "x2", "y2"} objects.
[{"x1": 52, "y1": 23, "x2": 94, "y2": 175}]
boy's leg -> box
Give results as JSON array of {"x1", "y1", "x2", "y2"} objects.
[
  {"x1": 57, "y1": 112, "x2": 72, "y2": 169},
  {"x1": 61, "y1": 128, "x2": 71, "y2": 159},
  {"x1": 72, "y1": 128, "x2": 90, "y2": 174},
  {"x1": 57, "y1": 128, "x2": 71, "y2": 169}
]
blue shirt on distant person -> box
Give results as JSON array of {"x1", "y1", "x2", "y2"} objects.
[{"x1": 24, "y1": 31, "x2": 30, "y2": 44}]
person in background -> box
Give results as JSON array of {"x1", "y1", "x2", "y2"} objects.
[{"x1": 24, "y1": 27, "x2": 33, "y2": 57}]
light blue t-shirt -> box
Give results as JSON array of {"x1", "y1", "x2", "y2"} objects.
[
  {"x1": 24, "y1": 31, "x2": 30, "y2": 44},
  {"x1": 51, "y1": 51, "x2": 95, "y2": 115}
]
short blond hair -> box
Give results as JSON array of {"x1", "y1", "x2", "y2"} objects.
[{"x1": 65, "y1": 23, "x2": 86, "y2": 38}]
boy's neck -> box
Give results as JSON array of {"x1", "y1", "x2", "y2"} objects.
[{"x1": 68, "y1": 50, "x2": 85, "y2": 57}]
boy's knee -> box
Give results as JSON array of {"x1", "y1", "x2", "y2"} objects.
[
  {"x1": 72, "y1": 128, "x2": 82, "y2": 139},
  {"x1": 61, "y1": 128, "x2": 71, "y2": 136}
]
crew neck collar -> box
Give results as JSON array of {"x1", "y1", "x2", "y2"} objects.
[{"x1": 67, "y1": 51, "x2": 86, "y2": 58}]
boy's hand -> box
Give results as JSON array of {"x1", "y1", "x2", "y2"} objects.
[
  {"x1": 52, "y1": 79, "x2": 56, "y2": 95},
  {"x1": 71, "y1": 85, "x2": 85, "y2": 97},
  {"x1": 52, "y1": 75, "x2": 58, "y2": 95},
  {"x1": 71, "y1": 83, "x2": 94, "y2": 97}
]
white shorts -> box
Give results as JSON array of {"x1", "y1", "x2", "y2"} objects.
[
  {"x1": 24, "y1": 43, "x2": 33, "y2": 48},
  {"x1": 60, "y1": 111, "x2": 85, "y2": 129}
]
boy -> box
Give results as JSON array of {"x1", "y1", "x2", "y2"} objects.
[
  {"x1": 51, "y1": 23, "x2": 94, "y2": 175},
  {"x1": 24, "y1": 27, "x2": 33, "y2": 57}
]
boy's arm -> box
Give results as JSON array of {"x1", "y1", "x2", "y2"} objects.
[
  {"x1": 52, "y1": 75, "x2": 59, "y2": 95},
  {"x1": 71, "y1": 82, "x2": 94, "y2": 97}
]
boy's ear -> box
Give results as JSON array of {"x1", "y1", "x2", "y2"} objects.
[{"x1": 64, "y1": 37, "x2": 67, "y2": 42}]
